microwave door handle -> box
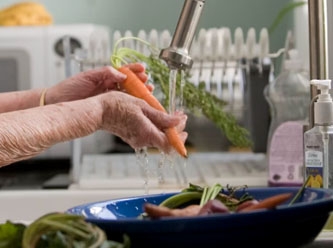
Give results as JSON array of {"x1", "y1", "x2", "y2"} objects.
[{"x1": 62, "y1": 35, "x2": 72, "y2": 78}]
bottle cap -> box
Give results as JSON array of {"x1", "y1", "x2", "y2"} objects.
[
  {"x1": 284, "y1": 49, "x2": 303, "y2": 70},
  {"x1": 311, "y1": 79, "x2": 333, "y2": 125}
]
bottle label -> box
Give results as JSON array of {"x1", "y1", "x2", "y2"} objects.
[
  {"x1": 268, "y1": 121, "x2": 304, "y2": 186},
  {"x1": 304, "y1": 148, "x2": 323, "y2": 188},
  {"x1": 305, "y1": 150, "x2": 323, "y2": 167}
]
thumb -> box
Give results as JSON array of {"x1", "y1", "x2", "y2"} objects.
[{"x1": 106, "y1": 66, "x2": 127, "y2": 81}]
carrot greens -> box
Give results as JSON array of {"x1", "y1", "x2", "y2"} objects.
[
  {"x1": 0, "y1": 212, "x2": 130, "y2": 248},
  {"x1": 288, "y1": 175, "x2": 311, "y2": 206},
  {"x1": 199, "y1": 183, "x2": 223, "y2": 206},
  {"x1": 156, "y1": 183, "x2": 250, "y2": 211}
]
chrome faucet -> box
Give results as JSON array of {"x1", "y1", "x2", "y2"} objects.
[{"x1": 159, "y1": 0, "x2": 205, "y2": 70}]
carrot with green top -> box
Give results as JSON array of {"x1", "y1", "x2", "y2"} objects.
[
  {"x1": 117, "y1": 66, "x2": 187, "y2": 158},
  {"x1": 111, "y1": 37, "x2": 187, "y2": 157}
]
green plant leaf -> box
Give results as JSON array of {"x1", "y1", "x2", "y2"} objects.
[{"x1": 269, "y1": 1, "x2": 307, "y2": 34}]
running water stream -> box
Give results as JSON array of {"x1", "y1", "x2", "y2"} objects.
[
  {"x1": 169, "y1": 69, "x2": 186, "y2": 113},
  {"x1": 134, "y1": 69, "x2": 188, "y2": 194}
]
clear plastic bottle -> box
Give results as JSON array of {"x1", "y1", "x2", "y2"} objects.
[
  {"x1": 264, "y1": 49, "x2": 310, "y2": 186},
  {"x1": 264, "y1": 49, "x2": 310, "y2": 147},
  {"x1": 304, "y1": 79, "x2": 333, "y2": 189}
]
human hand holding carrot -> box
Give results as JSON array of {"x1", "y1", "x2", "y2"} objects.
[
  {"x1": 109, "y1": 37, "x2": 189, "y2": 157},
  {"x1": 116, "y1": 66, "x2": 188, "y2": 157},
  {"x1": 44, "y1": 63, "x2": 152, "y2": 104},
  {"x1": 98, "y1": 91, "x2": 188, "y2": 155},
  {"x1": 40, "y1": 60, "x2": 187, "y2": 156}
]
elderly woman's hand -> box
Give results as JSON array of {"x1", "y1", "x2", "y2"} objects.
[
  {"x1": 45, "y1": 63, "x2": 151, "y2": 104},
  {"x1": 97, "y1": 91, "x2": 188, "y2": 154}
]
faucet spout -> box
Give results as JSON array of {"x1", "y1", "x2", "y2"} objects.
[{"x1": 159, "y1": 0, "x2": 205, "y2": 70}]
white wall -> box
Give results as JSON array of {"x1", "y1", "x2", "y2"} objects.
[
  {"x1": 0, "y1": 0, "x2": 294, "y2": 53},
  {"x1": 293, "y1": 0, "x2": 309, "y2": 71}
]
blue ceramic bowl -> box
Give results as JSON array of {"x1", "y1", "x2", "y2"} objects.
[{"x1": 67, "y1": 187, "x2": 333, "y2": 248}]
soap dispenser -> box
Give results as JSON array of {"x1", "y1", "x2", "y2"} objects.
[{"x1": 304, "y1": 79, "x2": 333, "y2": 188}]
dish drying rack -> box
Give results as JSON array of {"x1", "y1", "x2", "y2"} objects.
[{"x1": 61, "y1": 27, "x2": 284, "y2": 191}]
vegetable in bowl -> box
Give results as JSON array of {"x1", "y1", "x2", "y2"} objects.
[{"x1": 139, "y1": 183, "x2": 293, "y2": 219}]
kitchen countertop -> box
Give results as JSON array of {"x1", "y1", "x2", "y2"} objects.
[
  {"x1": 0, "y1": 189, "x2": 178, "y2": 222},
  {"x1": 0, "y1": 157, "x2": 332, "y2": 247},
  {"x1": 0, "y1": 189, "x2": 332, "y2": 247}
]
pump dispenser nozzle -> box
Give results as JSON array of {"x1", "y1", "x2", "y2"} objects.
[
  {"x1": 311, "y1": 79, "x2": 333, "y2": 125},
  {"x1": 311, "y1": 79, "x2": 331, "y2": 96}
]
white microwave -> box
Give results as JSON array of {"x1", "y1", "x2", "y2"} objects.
[{"x1": 0, "y1": 24, "x2": 116, "y2": 159}]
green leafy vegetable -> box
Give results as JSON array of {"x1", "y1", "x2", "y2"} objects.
[
  {"x1": 23, "y1": 212, "x2": 106, "y2": 248},
  {"x1": 158, "y1": 191, "x2": 203, "y2": 209},
  {"x1": 111, "y1": 37, "x2": 252, "y2": 148},
  {"x1": 0, "y1": 213, "x2": 130, "y2": 248},
  {"x1": 156, "y1": 183, "x2": 250, "y2": 212},
  {"x1": 199, "y1": 183, "x2": 223, "y2": 206},
  {"x1": 288, "y1": 175, "x2": 311, "y2": 206},
  {"x1": 0, "y1": 221, "x2": 26, "y2": 248}
]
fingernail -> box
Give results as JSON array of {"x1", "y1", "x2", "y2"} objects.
[
  {"x1": 110, "y1": 66, "x2": 127, "y2": 80},
  {"x1": 118, "y1": 72, "x2": 127, "y2": 80}
]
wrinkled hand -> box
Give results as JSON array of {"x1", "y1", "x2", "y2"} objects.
[
  {"x1": 46, "y1": 63, "x2": 151, "y2": 104},
  {"x1": 98, "y1": 91, "x2": 188, "y2": 154}
]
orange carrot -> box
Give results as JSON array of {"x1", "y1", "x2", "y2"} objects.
[
  {"x1": 239, "y1": 193, "x2": 293, "y2": 212},
  {"x1": 118, "y1": 66, "x2": 187, "y2": 158}
]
